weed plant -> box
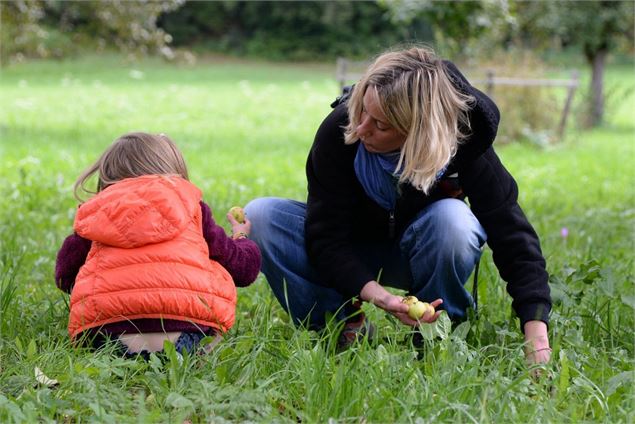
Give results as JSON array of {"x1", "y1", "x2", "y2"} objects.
[{"x1": 0, "y1": 54, "x2": 633, "y2": 423}]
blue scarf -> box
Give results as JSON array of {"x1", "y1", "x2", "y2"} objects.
[
  {"x1": 354, "y1": 144, "x2": 402, "y2": 210},
  {"x1": 354, "y1": 143, "x2": 448, "y2": 210}
]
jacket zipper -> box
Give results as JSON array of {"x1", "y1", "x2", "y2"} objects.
[
  {"x1": 388, "y1": 210, "x2": 396, "y2": 239},
  {"x1": 389, "y1": 179, "x2": 401, "y2": 239}
]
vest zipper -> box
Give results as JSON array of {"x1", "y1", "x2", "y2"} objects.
[{"x1": 388, "y1": 210, "x2": 396, "y2": 239}]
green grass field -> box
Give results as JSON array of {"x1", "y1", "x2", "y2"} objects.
[{"x1": 0, "y1": 54, "x2": 633, "y2": 422}]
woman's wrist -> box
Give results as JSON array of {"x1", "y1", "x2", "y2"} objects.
[{"x1": 360, "y1": 281, "x2": 388, "y2": 306}]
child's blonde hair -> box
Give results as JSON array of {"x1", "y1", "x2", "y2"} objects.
[
  {"x1": 345, "y1": 46, "x2": 474, "y2": 194},
  {"x1": 74, "y1": 132, "x2": 188, "y2": 201}
]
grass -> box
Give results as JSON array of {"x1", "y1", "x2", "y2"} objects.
[{"x1": 0, "y1": 53, "x2": 633, "y2": 423}]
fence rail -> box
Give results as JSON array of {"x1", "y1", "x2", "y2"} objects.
[{"x1": 335, "y1": 58, "x2": 580, "y2": 140}]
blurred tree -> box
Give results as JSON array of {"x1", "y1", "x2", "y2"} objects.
[
  {"x1": 158, "y1": 1, "x2": 432, "y2": 61},
  {"x1": 1, "y1": 1, "x2": 49, "y2": 62},
  {"x1": 0, "y1": 0, "x2": 184, "y2": 64},
  {"x1": 380, "y1": 0, "x2": 516, "y2": 58},
  {"x1": 384, "y1": 0, "x2": 634, "y2": 127},
  {"x1": 514, "y1": 0, "x2": 634, "y2": 127}
]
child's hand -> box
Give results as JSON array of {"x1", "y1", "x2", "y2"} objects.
[{"x1": 227, "y1": 211, "x2": 251, "y2": 240}]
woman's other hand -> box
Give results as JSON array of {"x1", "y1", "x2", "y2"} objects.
[{"x1": 524, "y1": 320, "x2": 551, "y2": 378}]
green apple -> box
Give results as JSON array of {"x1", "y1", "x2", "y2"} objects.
[
  {"x1": 422, "y1": 302, "x2": 435, "y2": 317},
  {"x1": 229, "y1": 206, "x2": 245, "y2": 223},
  {"x1": 407, "y1": 301, "x2": 425, "y2": 319},
  {"x1": 407, "y1": 301, "x2": 435, "y2": 320},
  {"x1": 402, "y1": 295, "x2": 419, "y2": 306}
]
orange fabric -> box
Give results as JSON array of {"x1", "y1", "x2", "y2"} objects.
[{"x1": 68, "y1": 175, "x2": 236, "y2": 339}]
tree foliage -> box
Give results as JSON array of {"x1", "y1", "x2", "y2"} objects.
[
  {"x1": 3, "y1": 0, "x2": 632, "y2": 129},
  {"x1": 385, "y1": 0, "x2": 634, "y2": 127},
  {"x1": 381, "y1": 0, "x2": 516, "y2": 57},
  {"x1": 159, "y1": 1, "x2": 430, "y2": 61},
  {"x1": 1, "y1": 0, "x2": 183, "y2": 64},
  {"x1": 514, "y1": 0, "x2": 634, "y2": 126}
]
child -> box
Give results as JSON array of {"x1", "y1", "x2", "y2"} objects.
[{"x1": 55, "y1": 132, "x2": 261, "y2": 358}]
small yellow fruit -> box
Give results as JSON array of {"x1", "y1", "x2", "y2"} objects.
[
  {"x1": 402, "y1": 296, "x2": 419, "y2": 306},
  {"x1": 229, "y1": 206, "x2": 245, "y2": 223},
  {"x1": 407, "y1": 301, "x2": 435, "y2": 320},
  {"x1": 407, "y1": 301, "x2": 426, "y2": 319}
]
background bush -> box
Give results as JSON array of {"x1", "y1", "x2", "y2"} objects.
[
  {"x1": 466, "y1": 50, "x2": 564, "y2": 146},
  {"x1": 158, "y1": 1, "x2": 432, "y2": 61}
]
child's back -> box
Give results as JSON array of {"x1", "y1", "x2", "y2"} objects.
[
  {"x1": 70, "y1": 175, "x2": 236, "y2": 339},
  {"x1": 55, "y1": 133, "x2": 261, "y2": 357}
]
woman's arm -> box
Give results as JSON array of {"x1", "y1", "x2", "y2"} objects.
[
  {"x1": 200, "y1": 201, "x2": 261, "y2": 287},
  {"x1": 461, "y1": 148, "x2": 552, "y2": 336},
  {"x1": 55, "y1": 233, "x2": 92, "y2": 293},
  {"x1": 305, "y1": 105, "x2": 378, "y2": 299}
]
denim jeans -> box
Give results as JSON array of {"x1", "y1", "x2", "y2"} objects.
[{"x1": 245, "y1": 197, "x2": 486, "y2": 330}]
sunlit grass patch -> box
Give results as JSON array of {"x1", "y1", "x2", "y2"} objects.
[{"x1": 0, "y1": 55, "x2": 633, "y2": 422}]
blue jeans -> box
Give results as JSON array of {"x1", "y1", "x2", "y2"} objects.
[
  {"x1": 94, "y1": 331, "x2": 206, "y2": 360},
  {"x1": 245, "y1": 197, "x2": 486, "y2": 330}
]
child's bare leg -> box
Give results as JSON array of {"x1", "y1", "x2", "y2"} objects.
[{"x1": 118, "y1": 332, "x2": 182, "y2": 353}]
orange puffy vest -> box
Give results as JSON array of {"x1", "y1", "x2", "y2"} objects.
[{"x1": 68, "y1": 175, "x2": 236, "y2": 339}]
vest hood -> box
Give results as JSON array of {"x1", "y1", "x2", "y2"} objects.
[
  {"x1": 74, "y1": 175, "x2": 201, "y2": 248},
  {"x1": 442, "y1": 60, "x2": 500, "y2": 169}
]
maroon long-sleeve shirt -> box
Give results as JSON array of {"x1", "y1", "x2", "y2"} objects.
[{"x1": 55, "y1": 201, "x2": 261, "y2": 336}]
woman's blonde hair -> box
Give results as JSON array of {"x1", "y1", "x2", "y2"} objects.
[
  {"x1": 74, "y1": 132, "x2": 189, "y2": 201},
  {"x1": 345, "y1": 46, "x2": 474, "y2": 194}
]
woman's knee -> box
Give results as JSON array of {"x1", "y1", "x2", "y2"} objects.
[
  {"x1": 245, "y1": 197, "x2": 278, "y2": 226},
  {"x1": 244, "y1": 197, "x2": 306, "y2": 246},
  {"x1": 438, "y1": 201, "x2": 485, "y2": 252},
  {"x1": 405, "y1": 199, "x2": 486, "y2": 256},
  {"x1": 245, "y1": 197, "x2": 279, "y2": 246}
]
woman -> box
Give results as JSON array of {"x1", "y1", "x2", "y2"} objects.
[{"x1": 245, "y1": 46, "x2": 551, "y2": 365}]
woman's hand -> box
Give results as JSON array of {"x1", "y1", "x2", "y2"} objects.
[
  {"x1": 227, "y1": 213, "x2": 252, "y2": 239},
  {"x1": 524, "y1": 320, "x2": 551, "y2": 375},
  {"x1": 360, "y1": 281, "x2": 443, "y2": 325}
]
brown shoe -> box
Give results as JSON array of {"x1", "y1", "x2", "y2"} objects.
[{"x1": 337, "y1": 312, "x2": 376, "y2": 349}]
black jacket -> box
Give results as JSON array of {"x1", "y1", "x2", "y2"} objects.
[{"x1": 304, "y1": 62, "x2": 551, "y2": 327}]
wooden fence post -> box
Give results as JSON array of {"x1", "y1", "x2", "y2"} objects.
[
  {"x1": 557, "y1": 70, "x2": 580, "y2": 140},
  {"x1": 485, "y1": 70, "x2": 495, "y2": 96},
  {"x1": 336, "y1": 57, "x2": 348, "y2": 90}
]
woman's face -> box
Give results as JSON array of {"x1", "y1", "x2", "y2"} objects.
[{"x1": 356, "y1": 87, "x2": 406, "y2": 154}]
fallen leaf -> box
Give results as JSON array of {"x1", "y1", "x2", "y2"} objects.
[{"x1": 35, "y1": 367, "x2": 59, "y2": 387}]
